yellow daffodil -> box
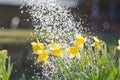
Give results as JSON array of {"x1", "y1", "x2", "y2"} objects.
[
  {"x1": 69, "y1": 45, "x2": 80, "y2": 58},
  {"x1": 48, "y1": 40, "x2": 63, "y2": 57},
  {"x1": 31, "y1": 39, "x2": 46, "y2": 54},
  {"x1": 51, "y1": 46, "x2": 63, "y2": 57},
  {"x1": 117, "y1": 39, "x2": 120, "y2": 50},
  {"x1": 91, "y1": 37, "x2": 104, "y2": 50},
  {"x1": 37, "y1": 50, "x2": 49, "y2": 64},
  {"x1": 74, "y1": 34, "x2": 87, "y2": 49}
]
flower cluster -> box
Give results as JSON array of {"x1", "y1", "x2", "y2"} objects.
[{"x1": 31, "y1": 34, "x2": 110, "y2": 64}]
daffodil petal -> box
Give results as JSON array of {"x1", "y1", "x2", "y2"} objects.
[
  {"x1": 91, "y1": 43, "x2": 95, "y2": 46},
  {"x1": 117, "y1": 46, "x2": 120, "y2": 50},
  {"x1": 75, "y1": 33, "x2": 81, "y2": 38},
  {"x1": 31, "y1": 42, "x2": 37, "y2": 45},
  {"x1": 37, "y1": 50, "x2": 49, "y2": 64},
  {"x1": 118, "y1": 39, "x2": 120, "y2": 45},
  {"x1": 94, "y1": 37, "x2": 99, "y2": 42}
]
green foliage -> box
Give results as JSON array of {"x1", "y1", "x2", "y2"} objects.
[
  {"x1": 0, "y1": 50, "x2": 13, "y2": 80},
  {"x1": 54, "y1": 44, "x2": 120, "y2": 80}
]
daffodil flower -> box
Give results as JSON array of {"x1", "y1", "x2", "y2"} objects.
[
  {"x1": 37, "y1": 50, "x2": 49, "y2": 64},
  {"x1": 51, "y1": 46, "x2": 63, "y2": 57},
  {"x1": 117, "y1": 39, "x2": 120, "y2": 50},
  {"x1": 31, "y1": 39, "x2": 46, "y2": 54},
  {"x1": 48, "y1": 40, "x2": 63, "y2": 57},
  {"x1": 69, "y1": 45, "x2": 80, "y2": 58},
  {"x1": 91, "y1": 37, "x2": 104, "y2": 50},
  {"x1": 74, "y1": 34, "x2": 87, "y2": 49}
]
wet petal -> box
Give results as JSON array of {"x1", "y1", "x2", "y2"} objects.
[
  {"x1": 94, "y1": 37, "x2": 100, "y2": 42},
  {"x1": 118, "y1": 39, "x2": 120, "y2": 45},
  {"x1": 117, "y1": 46, "x2": 120, "y2": 50}
]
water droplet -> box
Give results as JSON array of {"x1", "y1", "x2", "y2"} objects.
[
  {"x1": 21, "y1": 10, "x2": 24, "y2": 14},
  {"x1": 1, "y1": 27, "x2": 4, "y2": 30},
  {"x1": 27, "y1": 19, "x2": 30, "y2": 21},
  {"x1": 15, "y1": 70, "x2": 17, "y2": 72},
  {"x1": 32, "y1": 76, "x2": 35, "y2": 79},
  {"x1": 23, "y1": 0, "x2": 84, "y2": 46}
]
